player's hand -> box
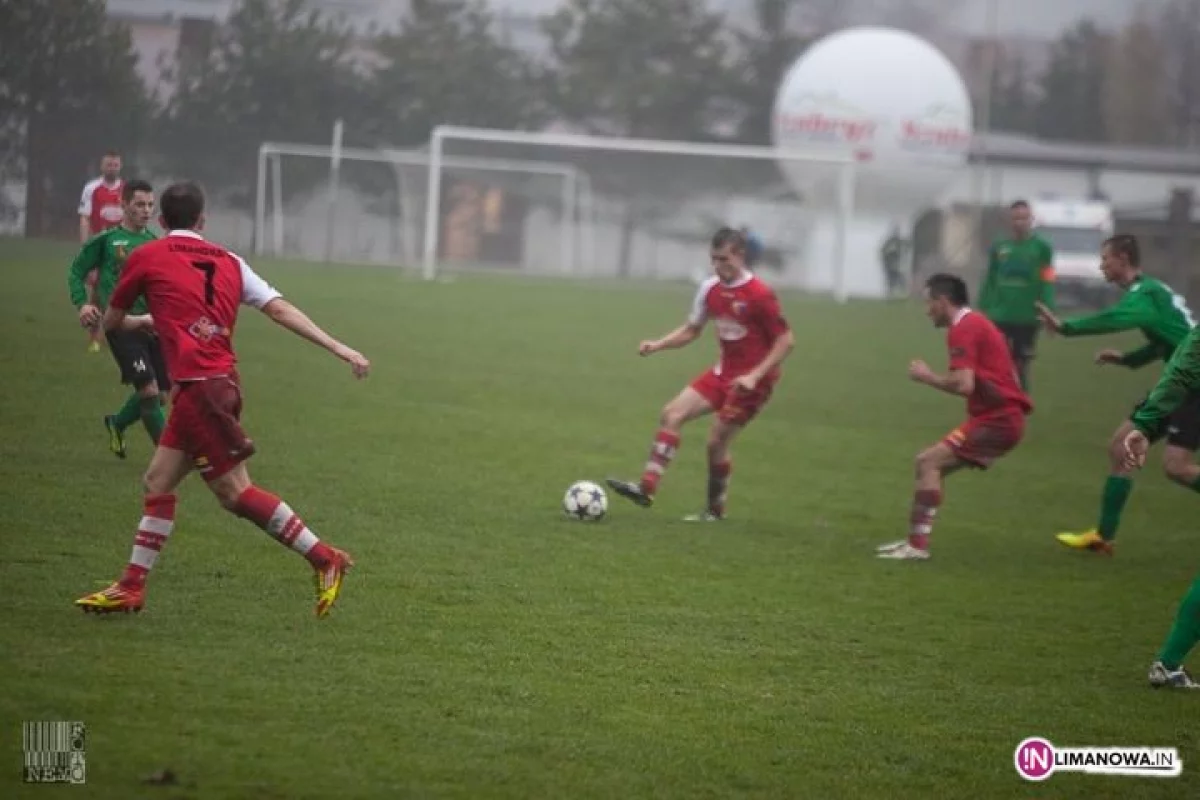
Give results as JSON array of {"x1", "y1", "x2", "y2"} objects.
[
  {"x1": 731, "y1": 373, "x2": 759, "y2": 393},
  {"x1": 1095, "y1": 349, "x2": 1124, "y2": 366},
  {"x1": 638, "y1": 340, "x2": 659, "y2": 357},
  {"x1": 1036, "y1": 302, "x2": 1062, "y2": 334},
  {"x1": 1122, "y1": 429, "x2": 1150, "y2": 470},
  {"x1": 338, "y1": 347, "x2": 370, "y2": 379},
  {"x1": 908, "y1": 359, "x2": 934, "y2": 383},
  {"x1": 78, "y1": 304, "x2": 101, "y2": 328}
]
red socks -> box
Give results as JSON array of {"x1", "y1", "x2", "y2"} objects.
[
  {"x1": 121, "y1": 493, "x2": 177, "y2": 588},
  {"x1": 909, "y1": 488, "x2": 942, "y2": 551},
  {"x1": 640, "y1": 429, "x2": 681, "y2": 495},
  {"x1": 234, "y1": 486, "x2": 334, "y2": 567}
]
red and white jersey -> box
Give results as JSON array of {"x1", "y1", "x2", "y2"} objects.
[
  {"x1": 79, "y1": 178, "x2": 125, "y2": 235},
  {"x1": 946, "y1": 307, "x2": 1033, "y2": 419},
  {"x1": 688, "y1": 272, "x2": 790, "y2": 378},
  {"x1": 109, "y1": 230, "x2": 281, "y2": 382}
]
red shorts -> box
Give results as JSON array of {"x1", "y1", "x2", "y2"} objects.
[
  {"x1": 160, "y1": 377, "x2": 256, "y2": 481},
  {"x1": 690, "y1": 367, "x2": 777, "y2": 426},
  {"x1": 942, "y1": 411, "x2": 1025, "y2": 469}
]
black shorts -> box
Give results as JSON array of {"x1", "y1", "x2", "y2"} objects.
[
  {"x1": 1131, "y1": 392, "x2": 1200, "y2": 450},
  {"x1": 995, "y1": 322, "x2": 1038, "y2": 361},
  {"x1": 107, "y1": 331, "x2": 171, "y2": 392}
]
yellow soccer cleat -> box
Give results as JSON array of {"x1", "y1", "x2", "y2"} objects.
[
  {"x1": 75, "y1": 581, "x2": 144, "y2": 614},
  {"x1": 1055, "y1": 529, "x2": 1114, "y2": 555},
  {"x1": 313, "y1": 548, "x2": 354, "y2": 618},
  {"x1": 87, "y1": 340, "x2": 101, "y2": 354}
]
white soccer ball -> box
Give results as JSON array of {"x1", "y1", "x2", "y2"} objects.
[{"x1": 563, "y1": 480, "x2": 608, "y2": 521}]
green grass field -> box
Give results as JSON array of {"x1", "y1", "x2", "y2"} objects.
[{"x1": 1, "y1": 237, "x2": 1198, "y2": 799}]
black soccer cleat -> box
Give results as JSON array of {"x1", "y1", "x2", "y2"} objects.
[{"x1": 605, "y1": 478, "x2": 654, "y2": 508}]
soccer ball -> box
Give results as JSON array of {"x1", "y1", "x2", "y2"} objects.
[{"x1": 563, "y1": 480, "x2": 607, "y2": 521}]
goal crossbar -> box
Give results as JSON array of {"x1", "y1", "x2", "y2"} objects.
[{"x1": 422, "y1": 125, "x2": 859, "y2": 300}]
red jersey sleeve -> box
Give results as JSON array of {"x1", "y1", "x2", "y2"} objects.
[
  {"x1": 109, "y1": 247, "x2": 147, "y2": 311},
  {"x1": 755, "y1": 287, "x2": 790, "y2": 338},
  {"x1": 947, "y1": 321, "x2": 980, "y2": 371}
]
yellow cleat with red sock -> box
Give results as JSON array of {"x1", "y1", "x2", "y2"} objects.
[
  {"x1": 75, "y1": 581, "x2": 144, "y2": 614},
  {"x1": 313, "y1": 548, "x2": 354, "y2": 618}
]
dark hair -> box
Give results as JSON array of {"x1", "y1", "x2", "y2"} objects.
[
  {"x1": 1103, "y1": 234, "x2": 1140, "y2": 267},
  {"x1": 160, "y1": 181, "x2": 205, "y2": 230},
  {"x1": 122, "y1": 179, "x2": 153, "y2": 203},
  {"x1": 103, "y1": 150, "x2": 121, "y2": 159},
  {"x1": 711, "y1": 226, "x2": 746, "y2": 252},
  {"x1": 1010, "y1": 199, "x2": 1030, "y2": 211},
  {"x1": 925, "y1": 273, "x2": 970, "y2": 306}
]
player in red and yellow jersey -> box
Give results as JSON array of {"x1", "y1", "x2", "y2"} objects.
[
  {"x1": 878, "y1": 273, "x2": 1032, "y2": 560},
  {"x1": 78, "y1": 151, "x2": 125, "y2": 352},
  {"x1": 75, "y1": 182, "x2": 369, "y2": 618},
  {"x1": 607, "y1": 227, "x2": 795, "y2": 520}
]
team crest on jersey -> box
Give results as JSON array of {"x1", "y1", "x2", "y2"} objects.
[
  {"x1": 113, "y1": 242, "x2": 128, "y2": 261},
  {"x1": 731, "y1": 300, "x2": 748, "y2": 316},
  {"x1": 188, "y1": 316, "x2": 230, "y2": 342},
  {"x1": 714, "y1": 318, "x2": 748, "y2": 341}
]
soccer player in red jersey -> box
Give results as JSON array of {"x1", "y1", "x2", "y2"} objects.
[
  {"x1": 877, "y1": 273, "x2": 1032, "y2": 560},
  {"x1": 75, "y1": 182, "x2": 370, "y2": 618},
  {"x1": 78, "y1": 151, "x2": 125, "y2": 352},
  {"x1": 607, "y1": 227, "x2": 795, "y2": 520}
]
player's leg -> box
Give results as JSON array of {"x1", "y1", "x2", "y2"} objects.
[
  {"x1": 1010, "y1": 323, "x2": 1036, "y2": 392},
  {"x1": 879, "y1": 414, "x2": 1024, "y2": 559},
  {"x1": 607, "y1": 374, "x2": 718, "y2": 508},
  {"x1": 103, "y1": 331, "x2": 167, "y2": 456},
  {"x1": 877, "y1": 442, "x2": 964, "y2": 560},
  {"x1": 1149, "y1": 574, "x2": 1200, "y2": 689},
  {"x1": 1159, "y1": 394, "x2": 1200, "y2": 492},
  {"x1": 205, "y1": 463, "x2": 352, "y2": 617},
  {"x1": 684, "y1": 379, "x2": 775, "y2": 521},
  {"x1": 1055, "y1": 419, "x2": 1137, "y2": 555},
  {"x1": 75, "y1": 444, "x2": 192, "y2": 613}
]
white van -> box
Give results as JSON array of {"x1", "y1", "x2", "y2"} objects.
[{"x1": 1030, "y1": 198, "x2": 1115, "y2": 306}]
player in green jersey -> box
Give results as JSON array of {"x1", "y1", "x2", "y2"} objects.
[
  {"x1": 1035, "y1": 234, "x2": 1197, "y2": 554},
  {"x1": 67, "y1": 179, "x2": 168, "y2": 459},
  {"x1": 978, "y1": 200, "x2": 1056, "y2": 392},
  {"x1": 1123, "y1": 324, "x2": 1200, "y2": 688}
]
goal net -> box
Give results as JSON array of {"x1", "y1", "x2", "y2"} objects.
[
  {"x1": 254, "y1": 141, "x2": 585, "y2": 270},
  {"x1": 422, "y1": 126, "x2": 859, "y2": 296}
]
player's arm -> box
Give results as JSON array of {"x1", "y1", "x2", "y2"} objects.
[
  {"x1": 1037, "y1": 241, "x2": 1056, "y2": 310},
  {"x1": 236, "y1": 256, "x2": 369, "y2": 377},
  {"x1": 642, "y1": 283, "x2": 708, "y2": 355},
  {"x1": 910, "y1": 327, "x2": 977, "y2": 397},
  {"x1": 1044, "y1": 291, "x2": 1151, "y2": 337},
  {"x1": 741, "y1": 293, "x2": 794, "y2": 384},
  {"x1": 77, "y1": 184, "x2": 93, "y2": 243},
  {"x1": 1117, "y1": 342, "x2": 1170, "y2": 369},
  {"x1": 67, "y1": 235, "x2": 104, "y2": 324},
  {"x1": 1131, "y1": 328, "x2": 1200, "y2": 435}
]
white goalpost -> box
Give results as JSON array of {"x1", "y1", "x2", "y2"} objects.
[
  {"x1": 422, "y1": 125, "x2": 859, "y2": 301},
  {"x1": 255, "y1": 140, "x2": 595, "y2": 271}
]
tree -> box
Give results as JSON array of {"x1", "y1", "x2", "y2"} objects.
[
  {"x1": 989, "y1": 55, "x2": 1037, "y2": 135},
  {"x1": 367, "y1": 0, "x2": 541, "y2": 147},
  {"x1": 0, "y1": 0, "x2": 149, "y2": 236},
  {"x1": 730, "y1": 0, "x2": 811, "y2": 145},
  {"x1": 1104, "y1": 16, "x2": 1170, "y2": 146},
  {"x1": 156, "y1": 0, "x2": 365, "y2": 200},
  {"x1": 1034, "y1": 21, "x2": 1112, "y2": 143},
  {"x1": 541, "y1": 0, "x2": 740, "y2": 275},
  {"x1": 1157, "y1": 0, "x2": 1200, "y2": 148}
]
